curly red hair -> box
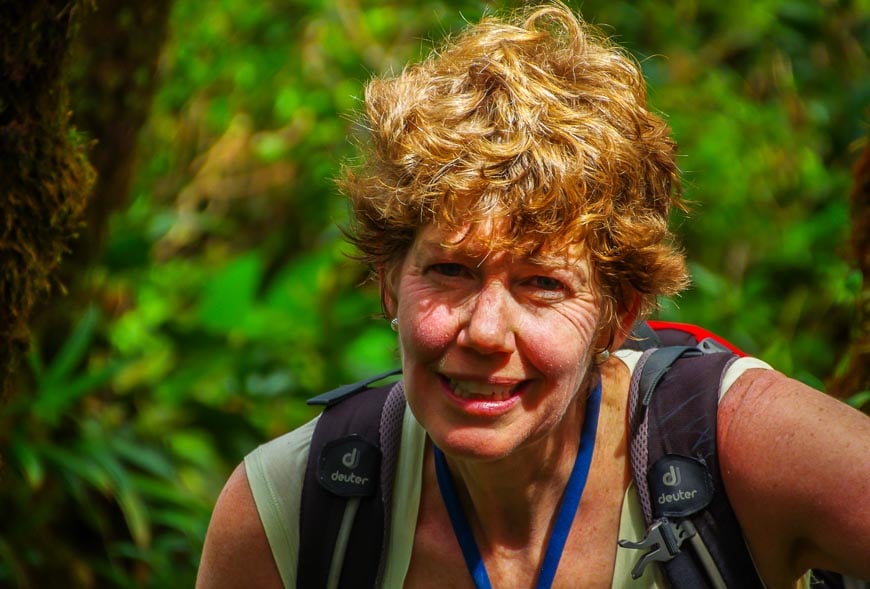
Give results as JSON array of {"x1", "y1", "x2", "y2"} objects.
[{"x1": 339, "y1": 2, "x2": 688, "y2": 323}]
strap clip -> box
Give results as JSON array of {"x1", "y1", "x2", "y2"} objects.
[{"x1": 618, "y1": 518, "x2": 697, "y2": 579}]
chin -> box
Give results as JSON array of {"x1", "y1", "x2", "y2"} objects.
[{"x1": 428, "y1": 425, "x2": 524, "y2": 463}]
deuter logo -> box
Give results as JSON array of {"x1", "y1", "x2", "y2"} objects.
[
  {"x1": 658, "y1": 488, "x2": 698, "y2": 505},
  {"x1": 318, "y1": 435, "x2": 380, "y2": 498},
  {"x1": 330, "y1": 470, "x2": 369, "y2": 486},
  {"x1": 342, "y1": 448, "x2": 360, "y2": 469},
  {"x1": 648, "y1": 455, "x2": 713, "y2": 518},
  {"x1": 332, "y1": 446, "x2": 368, "y2": 486},
  {"x1": 658, "y1": 465, "x2": 696, "y2": 504},
  {"x1": 662, "y1": 465, "x2": 681, "y2": 487}
]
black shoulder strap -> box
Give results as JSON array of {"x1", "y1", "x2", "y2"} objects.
[
  {"x1": 623, "y1": 330, "x2": 862, "y2": 589},
  {"x1": 297, "y1": 373, "x2": 405, "y2": 589},
  {"x1": 307, "y1": 368, "x2": 402, "y2": 407},
  {"x1": 623, "y1": 345, "x2": 766, "y2": 589},
  {"x1": 297, "y1": 345, "x2": 861, "y2": 588},
  {"x1": 626, "y1": 320, "x2": 663, "y2": 351}
]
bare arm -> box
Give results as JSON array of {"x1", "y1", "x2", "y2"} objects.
[
  {"x1": 718, "y1": 369, "x2": 870, "y2": 588},
  {"x1": 196, "y1": 463, "x2": 284, "y2": 589}
]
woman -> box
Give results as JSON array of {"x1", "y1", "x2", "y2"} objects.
[{"x1": 197, "y1": 4, "x2": 870, "y2": 588}]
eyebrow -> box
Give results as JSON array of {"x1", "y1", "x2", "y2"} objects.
[
  {"x1": 417, "y1": 237, "x2": 587, "y2": 273},
  {"x1": 526, "y1": 254, "x2": 575, "y2": 269}
]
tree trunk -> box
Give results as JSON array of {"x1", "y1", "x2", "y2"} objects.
[
  {"x1": 28, "y1": 0, "x2": 174, "y2": 365},
  {"x1": 67, "y1": 0, "x2": 173, "y2": 264},
  {"x1": 0, "y1": 1, "x2": 94, "y2": 401},
  {"x1": 828, "y1": 135, "x2": 870, "y2": 403}
]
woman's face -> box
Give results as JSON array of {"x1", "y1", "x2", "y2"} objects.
[{"x1": 387, "y1": 223, "x2": 607, "y2": 462}]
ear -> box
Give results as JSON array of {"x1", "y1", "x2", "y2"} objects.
[
  {"x1": 379, "y1": 266, "x2": 397, "y2": 319},
  {"x1": 609, "y1": 290, "x2": 641, "y2": 350}
]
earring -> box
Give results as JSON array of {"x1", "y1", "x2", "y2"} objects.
[
  {"x1": 595, "y1": 349, "x2": 611, "y2": 365},
  {"x1": 390, "y1": 317, "x2": 399, "y2": 332}
]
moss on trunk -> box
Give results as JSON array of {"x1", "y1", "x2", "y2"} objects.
[{"x1": 0, "y1": 1, "x2": 95, "y2": 400}]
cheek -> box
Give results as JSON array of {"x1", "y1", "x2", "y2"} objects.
[
  {"x1": 531, "y1": 334, "x2": 592, "y2": 382},
  {"x1": 398, "y1": 299, "x2": 459, "y2": 359},
  {"x1": 518, "y1": 309, "x2": 598, "y2": 370}
]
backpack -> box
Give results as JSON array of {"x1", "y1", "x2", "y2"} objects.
[{"x1": 295, "y1": 321, "x2": 849, "y2": 589}]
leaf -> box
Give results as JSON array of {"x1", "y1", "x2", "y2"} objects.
[
  {"x1": 151, "y1": 507, "x2": 210, "y2": 539},
  {"x1": 198, "y1": 253, "x2": 263, "y2": 334},
  {"x1": 42, "y1": 304, "x2": 101, "y2": 386},
  {"x1": 41, "y1": 445, "x2": 112, "y2": 493},
  {"x1": 0, "y1": 537, "x2": 25, "y2": 585},
  {"x1": 129, "y1": 474, "x2": 202, "y2": 509},
  {"x1": 341, "y1": 326, "x2": 400, "y2": 379},
  {"x1": 846, "y1": 391, "x2": 870, "y2": 411},
  {"x1": 32, "y1": 359, "x2": 123, "y2": 426},
  {"x1": 110, "y1": 437, "x2": 176, "y2": 480},
  {"x1": 115, "y1": 485, "x2": 152, "y2": 550},
  {"x1": 87, "y1": 440, "x2": 153, "y2": 549},
  {"x1": 10, "y1": 440, "x2": 45, "y2": 488}
]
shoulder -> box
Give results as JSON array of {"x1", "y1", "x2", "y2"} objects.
[
  {"x1": 197, "y1": 416, "x2": 320, "y2": 589},
  {"x1": 717, "y1": 368, "x2": 870, "y2": 585},
  {"x1": 245, "y1": 417, "x2": 319, "y2": 508},
  {"x1": 196, "y1": 463, "x2": 284, "y2": 589}
]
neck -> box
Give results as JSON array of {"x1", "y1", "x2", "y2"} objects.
[{"x1": 437, "y1": 390, "x2": 590, "y2": 551}]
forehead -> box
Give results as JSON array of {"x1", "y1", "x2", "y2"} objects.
[{"x1": 412, "y1": 222, "x2": 588, "y2": 267}]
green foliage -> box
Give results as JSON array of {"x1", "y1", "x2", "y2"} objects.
[
  {"x1": 3, "y1": 0, "x2": 867, "y2": 586},
  {"x1": 1, "y1": 309, "x2": 206, "y2": 588}
]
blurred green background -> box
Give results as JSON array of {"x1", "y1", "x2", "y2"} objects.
[{"x1": 2, "y1": 0, "x2": 868, "y2": 586}]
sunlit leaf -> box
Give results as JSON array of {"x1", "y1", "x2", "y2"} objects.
[
  {"x1": 10, "y1": 440, "x2": 45, "y2": 488},
  {"x1": 846, "y1": 391, "x2": 870, "y2": 410},
  {"x1": 199, "y1": 253, "x2": 264, "y2": 334}
]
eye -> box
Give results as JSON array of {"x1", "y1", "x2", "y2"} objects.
[
  {"x1": 430, "y1": 263, "x2": 467, "y2": 278},
  {"x1": 522, "y1": 275, "x2": 570, "y2": 303},
  {"x1": 529, "y1": 276, "x2": 565, "y2": 291}
]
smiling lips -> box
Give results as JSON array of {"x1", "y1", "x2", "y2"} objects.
[{"x1": 444, "y1": 376, "x2": 526, "y2": 401}]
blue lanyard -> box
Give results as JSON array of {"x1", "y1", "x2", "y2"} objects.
[{"x1": 433, "y1": 381, "x2": 602, "y2": 589}]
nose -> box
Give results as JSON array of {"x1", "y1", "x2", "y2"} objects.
[{"x1": 458, "y1": 280, "x2": 516, "y2": 354}]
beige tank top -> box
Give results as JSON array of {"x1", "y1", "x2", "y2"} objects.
[{"x1": 245, "y1": 349, "x2": 773, "y2": 588}]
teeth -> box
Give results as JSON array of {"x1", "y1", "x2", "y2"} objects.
[{"x1": 449, "y1": 379, "x2": 517, "y2": 401}]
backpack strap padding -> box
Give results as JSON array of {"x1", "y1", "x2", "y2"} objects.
[
  {"x1": 374, "y1": 382, "x2": 408, "y2": 586},
  {"x1": 298, "y1": 383, "x2": 393, "y2": 589},
  {"x1": 639, "y1": 346, "x2": 698, "y2": 407},
  {"x1": 629, "y1": 321, "x2": 664, "y2": 351},
  {"x1": 642, "y1": 351, "x2": 765, "y2": 589},
  {"x1": 628, "y1": 348, "x2": 657, "y2": 519}
]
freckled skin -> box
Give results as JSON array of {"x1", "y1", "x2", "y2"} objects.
[
  {"x1": 718, "y1": 369, "x2": 870, "y2": 586},
  {"x1": 388, "y1": 223, "x2": 605, "y2": 464},
  {"x1": 382, "y1": 223, "x2": 637, "y2": 588},
  {"x1": 198, "y1": 230, "x2": 870, "y2": 589}
]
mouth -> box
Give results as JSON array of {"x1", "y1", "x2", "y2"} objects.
[{"x1": 440, "y1": 375, "x2": 526, "y2": 402}]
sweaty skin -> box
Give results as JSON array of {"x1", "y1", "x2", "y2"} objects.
[
  {"x1": 386, "y1": 223, "x2": 634, "y2": 588},
  {"x1": 198, "y1": 224, "x2": 870, "y2": 589},
  {"x1": 197, "y1": 463, "x2": 283, "y2": 589},
  {"x1": 389, "y1": 224, "x2": 604, "y2": 463},
  {"x1": 718, "y1": 369, "x2": 870, "y2": 587}
]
